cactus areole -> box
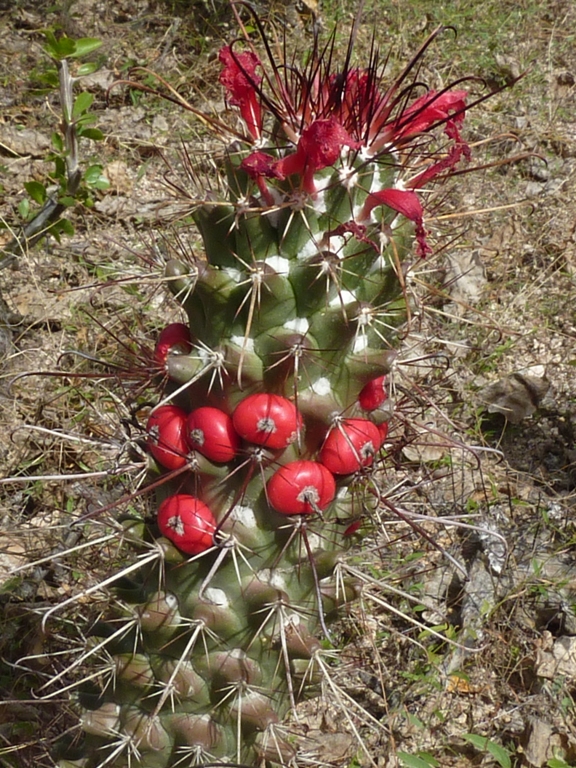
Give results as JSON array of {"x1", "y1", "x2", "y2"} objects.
[{"x1": 61, "y1": 18, "x2": 473, "y2": 768}]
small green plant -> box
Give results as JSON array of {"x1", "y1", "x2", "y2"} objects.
[
  {"x1": 398, "y1": 751, "x2": 440, "y2": 768},
  {"x1": 2, "y1": 32, "x2": 107, "y2": 261},
  {"x1": 462, "y1": 732, "x2": 513, "y2": 768},
  {"x1": 547, "y1": 757, "x2": 575, "y2": 768}
]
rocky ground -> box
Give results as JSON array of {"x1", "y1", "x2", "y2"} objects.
[{"x1": 1, "y1": 1, "x2": 576, "y2": 766}]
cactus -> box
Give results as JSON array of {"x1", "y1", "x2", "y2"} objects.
[{"x1": 53, "y1": 19, "x2": 473, "y2": 768}]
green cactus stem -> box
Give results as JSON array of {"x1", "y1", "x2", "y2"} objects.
[{"x1": 54, "y1": 17, "x2": 475, "y2": 768}]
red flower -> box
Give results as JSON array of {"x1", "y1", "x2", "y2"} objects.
[
  {"x1": 360, "y1": 188, "x2": 431, "y2": 258},
  {"x1": 217, "y1": 40, "x2": 470, "y2": 201},
  {"x1": 337, "y1": 68, "x2": 393, "y2": 144},
  {"x1": 274, "y1": 117, "x2": 361, "y2": 194},
  {"x1": 393, "y1": 89, "x2": 467, "y2": 143},
  {"x1": 240, "y1": 151, "x2": 282, "y2": 205},
  {"x1": 241, "y1": 151, "x2": 279, "y2": 177},
  {"x1": 219, "y1": 46, "x2": 263, "y2": 141},
  {"x1": 406, "y1": 143, "x2": 466, "y2": 190}
]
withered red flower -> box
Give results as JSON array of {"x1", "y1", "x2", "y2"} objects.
[
  {"x1": 219, "y1": 45, "x2": 263, "y2": 141},
  {"x1": 240, "y1": 150, "x2": 282, "y2": 204},
  {"x1": 240, "y1": 151, "x2": 278, "y2": 177}
]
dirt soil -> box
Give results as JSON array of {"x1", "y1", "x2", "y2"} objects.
[{"x1": 1, "y1": 1, "x2": 576, "y2": 767}]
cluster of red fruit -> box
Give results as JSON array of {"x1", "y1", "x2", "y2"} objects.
[{"x1": 148, "y1": 324, "x2": 389, "y2": 557}]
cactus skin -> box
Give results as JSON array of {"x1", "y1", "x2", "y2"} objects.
[{"x1": 61, "y1": 24, "x2": 470, "y2": 768}]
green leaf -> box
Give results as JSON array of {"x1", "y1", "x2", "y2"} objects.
[
  {"x1": 58, "y1": 37, "x2": 77, "y2": 57},
  {"x1": 0, "y1": 575, "x2": 23, "y2": 595},
  {"x1": 24, "y1": 181, "x2": 47, "y2": 205},
  {"x1": 76, "y1": 61, "x2": 99, "y2": 76},
  {"x1": 77, "y1": 127, "x2": 104, "y2": 141},
  {"x1": 52, "y1": 155, "x2": 66, "y2": 179},
  {"x1": 18, "y1": 198, "x2": 30, "y2": 219},
  {"x1": 84, "y1": 167, "x2": 110, "y2": 189},
  {"x1": 51, "y1": 132, "x2": 64, "y2": 152},
  {"x1": 136, "y1": 157, "x2": 153, "y2": 182},
  {"x1": 72, "y1": 91, "x2": 94, "y2": 119},
  {"x1": 463, "y1": 734, "x2": 491, "y2": 750},
  {"x1": 51, "y1": 218, "x2": 74, "y2": 237},
  {"x1": 60, "y1": 196, "x2": 77, "y2": 207},
  {"x1": 45, "y1": 34, "x2": 76, "y2": 59},
  {"x1": 60, "y1": 218, "x2": 75, "y2": 235},
  {"x1": 462, "y1": 734, "x2": 511, "y2": 768},
  {"x1": 486, "y1": 742, "x2": 512, "y2": 768},
  {"x1": 397, "y1": 753, "x2": 438, "y2": 768},
  {"x1": 547, "y1": 759, "x2": 571, "y2": 768},
  {"x1": 414, "y1": 753, "x2": 439, "y2": 767},
  {"x1": 84, "y1": 164, "x2": 105, "y2": 184},
  {"x1": 42, "y1": 30, "x2": 60, "y2": 59},
  {"x1": 406, "y1": 713, "x2": 426, "y2": 730},
  {"x1": 75, "y1": 113, "x2": 99, "y2": 127},
  {"x1": 37, "y1": 69, "x2": 60, "y2": 88},
  {"x1": 70, "y1": 37, "x2": 102, "y2": 58}
]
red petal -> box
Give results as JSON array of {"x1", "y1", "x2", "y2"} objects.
[
  {"x1": 240, "y1": 151, "x2": 283, "y2": 205},
  {"x1": 218, "y1": 46, "x2": 262, "y2": 99},
  {"x1": 361, "y1": 188, "x2": 431, "y2": 258},
  {"x1": 218, "y1": 46, "x2": 263, "y2": 140},
  {"x1": 273, "y1": 146, "x2": 306, "y2": 180},
  {"x1": 362, "y1": 188, "x2": 422, "y2": 221},
  {"x1": 396, "y1": 89, "x2": 467, "y2": 139},
  {"x1": 407, "y1": 144, "x2": 465, "y2": 190},
  {"x1": 300, "y1": 118, "x2": 361, "y2": 170},
  {"x1": 273, "y1": 118, "x2": 361, "y2": 194},
  {"x1": 240, "y1": 151, "x2": 282, "y2": 178}
]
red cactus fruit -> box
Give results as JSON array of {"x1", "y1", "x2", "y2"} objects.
[
  {"x1": 146, "y1": 405, "x2": 189, "y2": 470},
  {"x1": 358, "y1": 375, "x2": 387, "y2": 411},
  {"x1": 318, "y1": 418, "x2": 382, "y2": 475},
  {"x1": 154, "y1": 323, "x2": 193, "y2": 370},
  {"x1": 232, "y1": 393, "x2": 303, "y2": 450},
  {"x1": 186, "y1": 407, "x2": 240, "y2": 463},
  {"x1": 157, "y1": 494, "x2": 217, "y2": 555},
  {"x1": 267, "y1": 460, "x2": 336, "y2": 516}
]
